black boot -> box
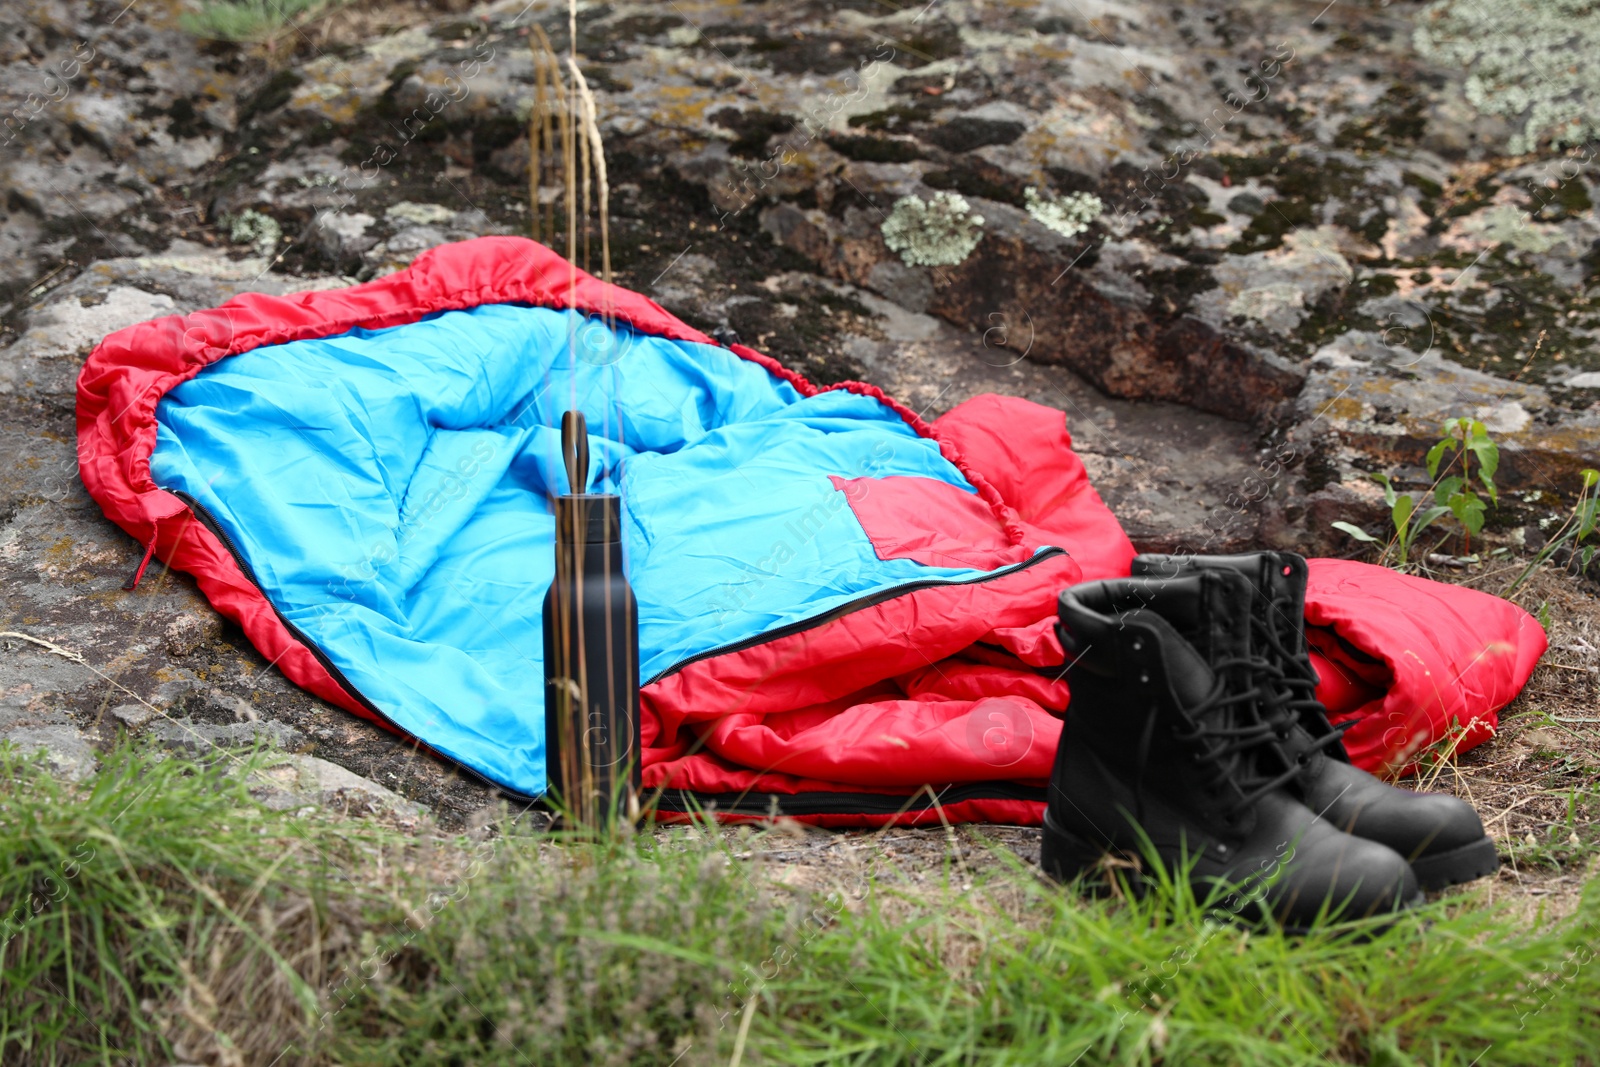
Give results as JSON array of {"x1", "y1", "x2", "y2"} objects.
[
  {"x1": 1131, "y1": 552, "x2": 1499, "y2": 891},
  {"x1": 1044, "y1": 571, "x2": 1421, "y2": 933}
]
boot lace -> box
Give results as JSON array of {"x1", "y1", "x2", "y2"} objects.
[
  {"x1": 1250, "y1": 594, "x2": 1354, "y2": 761},
  {"x1": 1132, "y1": 655, "x2": 1305, "y2": 823}
]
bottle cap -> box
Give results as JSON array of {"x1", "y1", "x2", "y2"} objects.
[
  {"x1": 553, "y1": 410, "x2": 622, "y2": 543},
  {"x1": 555, "y1": 493, "x2": 624, "y2": 544}
]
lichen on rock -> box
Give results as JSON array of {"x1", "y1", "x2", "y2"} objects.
[
  {"x1": 1416, "y1": 0, "x2": 1600, "y2": 153},
  {"x1": 881, "y1": 192, "x2": 985, "y2": 268},
  {"x1": 226, "y1": 209, "x2": 282, "y2": 256},
  {"x1": 1023, "y1": 187, "x2": 1102, "y2": 239}
]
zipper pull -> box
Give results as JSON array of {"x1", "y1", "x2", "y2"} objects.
[{"x1": 121, "y1": 531, "x2": 158, "y2": 591}]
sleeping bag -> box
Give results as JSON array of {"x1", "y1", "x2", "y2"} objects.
[{"x1": 76, "y1": 237, "x2": 1547, "y2": 825}]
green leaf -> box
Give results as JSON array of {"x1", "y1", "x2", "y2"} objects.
[
  {"x1": 1331, "y1": 521, "x2": 1380, "y2": 543},
  {"x1": 1583, "y1": 546, "x2": 1597, "y2": 572},
  {"x1": 1434, "y1": 476, "x2": 1464, "y2": 504},
  {"x1": 1413, "y1": 504, "x2": 1453, "y2": 537},
  {"x1": 1425, "y1": 439, "x2": 1454, "y2": 479},
  {"x1": 1468, "y1": 435, "x2": 1499, "y2": 486},
  {"x1": 1582, "y1": 468, "x2": 1599, "y2": 490},
  {"x1": 1371, "y1": 472, "x2": 1397, "y2": 508},
  {"x1": 1392, "y1": 492, "x2": 1415, "y2": 533},
  {"x1": 1446, "y1": 494, "x2": 1485, "y2": 537},
  {"x1": 1576, "y1": 481, "x2": 1598, "y2": 534},
  {"x1": 1479, "y1": 470, "x2": 1498, "y2": 506}
]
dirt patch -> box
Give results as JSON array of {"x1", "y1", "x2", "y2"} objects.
[{"x1": 1446, "y1": 561, "x2": 1600, "y2": 922}]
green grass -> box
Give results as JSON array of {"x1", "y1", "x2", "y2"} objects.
[
  {"x1": 4, "y1": 743, "x2": 1600, "y2": 1065},
  {"x1": 0, "y1": 742, "x2": 384, "y2": 1065},
  {"x1": 181, "y1": 0, "x2": 349, "y2": 44}
]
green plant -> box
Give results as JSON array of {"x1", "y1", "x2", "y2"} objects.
[
  {"x1": 1333, "y1": 474, "x2": 1450, "y2": 569},
  {"x1": 1334, "y1": 417, "x2": 1500, "y2": 567},
  {"x1": 329, "y1": 829, "x2": 784, "y2": 1064},
  {"x1": 0, "y1": 741, "x2": 377, "y2": 1065},
  {"x1": 181, "y1": 0, "x2": 347, "y2": 44},
  {"x1": 1504, "y1": 784, "x2": 1600, "y2": 871},
  {"x1": 226, "y1": 209, "x2": 282, "y2": 255},
  {"x1": 1506, "y1": 467, "x2": 1600, "y2": 595},
  {"x1": 1428, "y1": 416, "x2": 1500, "y2": 553},
  {"x1": 1410, "y1": 719, "x2": 1478, "y2": 785}
]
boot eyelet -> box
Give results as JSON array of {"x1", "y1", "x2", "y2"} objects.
[
  {"x1": 1131, "y1": 638, "x2": 1143, "y2": 652},
  {"x1": 1138, "y1": 672, "x2": 1150, "y2": 685}
]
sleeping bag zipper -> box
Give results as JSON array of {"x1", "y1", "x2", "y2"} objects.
[
  {"x1": 649, "y1": 780, "x2": 1045, "y2": 816},
  {"x1": 166, "y1": 490, "x2": 1062, "y2": 813}
]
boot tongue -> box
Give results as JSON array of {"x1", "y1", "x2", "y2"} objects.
[{"x1": 1177, "y1": 553, "x2": 1279, "y2": 612}]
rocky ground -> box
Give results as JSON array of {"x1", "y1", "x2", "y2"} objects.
[{"x1": 0, "y1": 0, "x2": 1597, "y2": 906}]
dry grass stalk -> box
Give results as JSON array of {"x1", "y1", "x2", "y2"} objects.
[
  {"x1": 530, "y1": 26, "x2": 566, "y2": 249},
  {"x1": 526, "y1": 19, "x2": 612, "y2": 288},
  {"x1": 577, "y1": 61, "x2": 592, "y2": 271},
  {"x1": 520, "y1": 4, "x2": 624, "y2": 836},
  {"x1": 529, "y1": 35, "x2": 544, "y2": 245},
  {"x1": 569, "y1": 56, "x2": 612, "y2": 287}
]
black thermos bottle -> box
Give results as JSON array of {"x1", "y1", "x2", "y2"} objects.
[{"x1": 542, "y1": 410, "x2": 640, "y2": 827}]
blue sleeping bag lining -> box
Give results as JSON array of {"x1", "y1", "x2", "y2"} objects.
[{"x1": 150, "y1": 305, "x2": 1008, "y2": 795}]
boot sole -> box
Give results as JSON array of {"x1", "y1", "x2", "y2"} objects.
[
  {"x1": 1041, "y1": 810, "x2": 1422, "y2": 937},
  {"x1": 1410, "y1": 836, "x2": 1500, "y2": 891}
]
